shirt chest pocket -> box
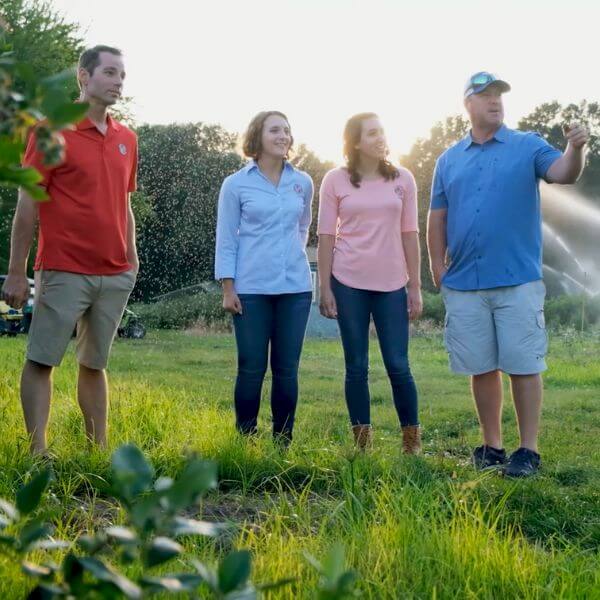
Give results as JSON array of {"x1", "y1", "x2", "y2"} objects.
[
  {"x1": 489, "y1": 155, "x2": 532, "y2": 195},
  {"x1": 281, "y1": 190, "x2": 305, "y2": 219},
  {"x1": 104, "y1": 145, "x2": 133, "y2": 185},
  {"x1": 446, "y1": 156, "x2": 505, "y2": 202}
]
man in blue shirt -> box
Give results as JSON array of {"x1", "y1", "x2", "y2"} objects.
[{"x1": 427, "y1": 72, "x2": 588, "y2": 477}]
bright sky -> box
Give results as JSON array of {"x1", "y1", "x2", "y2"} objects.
[{"x1": 53, "y1": 0, "x2": 599, "y2": 164}]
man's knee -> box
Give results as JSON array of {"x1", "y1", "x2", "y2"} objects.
[
  {"x1": 472, "y1": 369, "x2": 501, "y2": 381},
  {"x1": 78, "y1": 362, "x2": 105, "y2": 375},
  {"x1": 25, "y1": 359, "x2": 53, "y2": 375},
  {"x1": 508, "y1": 372, "x2": 542, "y2": 380}
]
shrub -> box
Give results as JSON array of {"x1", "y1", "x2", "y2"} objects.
[
  {"x1": 421, "y1": 291, "x2": 445, "y2": 324},
  {"x1": 544, "y1": 295, "x2": 600, "y2": 330},
  {"x1": 129, "y1": 286, "x2": 600, "y2": 334},
  {"x1": 131, "y1": 288, "x2": 229, "y2": 331}
]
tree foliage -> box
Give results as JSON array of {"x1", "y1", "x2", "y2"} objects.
[
  {"x1": 134, "y1": 123, "x2": 244, "y2": 300},
  {"x1": 0, "y1": 0, "x2": 83, "y2": 96},
  {"x1": 518, "y1": 100, "x2": 600, "y2": 195}
]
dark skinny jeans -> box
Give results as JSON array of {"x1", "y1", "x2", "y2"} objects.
[
  {"x1": 331, "y1": 277, "x2": 418, "y2": 427},
  {"x1": 232, "y1": 292, "x2": 312, "y2": 440}
]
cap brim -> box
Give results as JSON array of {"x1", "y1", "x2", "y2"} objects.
[{"x1": 478, "y1": 79, "x2": 511, "y2": 94}]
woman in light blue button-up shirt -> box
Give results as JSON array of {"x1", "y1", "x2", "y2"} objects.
[{"x1": 215, "y1": 111, "x2": 313, "y2": 446}]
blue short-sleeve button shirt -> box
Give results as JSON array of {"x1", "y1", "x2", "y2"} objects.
[{"x1": 430, "y1": 125, "x2": 562, "y2": 290}]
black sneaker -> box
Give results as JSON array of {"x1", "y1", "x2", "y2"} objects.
[
  {"x1": 502, "y1": 447, "x2": 541, "y2": 478},
  {"x1": 472, "y1": 445, "x2": 507, "y2": 470}
]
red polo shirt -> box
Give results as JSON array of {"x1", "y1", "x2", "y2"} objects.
[{"x1": 23, "y1": 115, "x2": 138, "y2": 275}]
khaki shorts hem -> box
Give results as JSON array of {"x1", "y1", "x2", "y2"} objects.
[
  {"x1": 77, "y1": 358, "x2": 108, "y2": 371},
  {"x1": 26, "y1": 350, "x2": 61, "y2": 368}
]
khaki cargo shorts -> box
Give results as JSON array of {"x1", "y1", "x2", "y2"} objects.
[
  {"x1": 441, "y1": 280, "x2": 548, "y2": 376},
  {"x1": 27, "y1": 270, "x2": 137, "y2": 370}
]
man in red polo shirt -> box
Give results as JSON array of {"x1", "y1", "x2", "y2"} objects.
[{"x1": 2, "y1": 45, "x2": 138, "y2": 455}]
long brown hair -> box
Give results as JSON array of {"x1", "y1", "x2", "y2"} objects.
[
  {"x1": 242, "y1": 111, "x2": 294, "y2": 160},
  {"x1": 343, "y1": 112, "x2": 398, "y2": 188}
]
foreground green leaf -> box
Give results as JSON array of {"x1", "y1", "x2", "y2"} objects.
[
  {"x1": 140, "y1": 573, "x2": 203, "y2": 592},
  {"x1": 78, "y1": 556, "x2": 142, "y2": 598},
  {"x1": 111, "y1": 444, "x2": 154, "y2": 500},
  {"x1": 218, "y1": 550, "x2": 252, "y2": 594},
  {"x1": 172, "y1": 516, "x2": 225, "y2": 537},
  {"x1": 145, "y1": 537, "x2": 183, "y2": 568}
]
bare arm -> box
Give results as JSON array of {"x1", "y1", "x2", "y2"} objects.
[
  {"x1": 126, "y1": 196, "x2": 139, "y2": 273},
  {"x1": 1, "y1": 191, "x2": 38, "y2": 308},
  {"x1": 546, "y1": 124, "x2": 588, "y2": 184},
  {"x1": 317, "y1": 234, "x2": 337, "y2": 318},
  {"x1": 427, "y1": 208, "x2": 448, "y2": 289},
  {"x1": 402, "y1": 231, "x2": 422, "y2": 319}
]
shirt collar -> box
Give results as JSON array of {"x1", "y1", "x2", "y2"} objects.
[
  {"x1": 493, "y1": 124, "x2": 508, "y2": 142},
  {"x1": 75, "y1": 113, "x2": 121, "y2": 132},
  {"x1": 462, "y1": 124, "x2": 508, "y2": 150},
  {"x1": 243, "y1": 159, "x2": 294, "y2": 174}
]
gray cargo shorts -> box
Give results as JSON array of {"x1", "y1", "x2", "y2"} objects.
[{"x1": 441, "y1": 280, "x2": 547, "y2": 376}]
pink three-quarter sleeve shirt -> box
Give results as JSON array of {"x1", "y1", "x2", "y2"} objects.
[{"x1": 317, "y1": 166, "x2": 418, "y2": 292}]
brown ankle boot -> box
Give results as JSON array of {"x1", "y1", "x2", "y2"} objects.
[
  {"x1": 402, "y1": 425, "x2": 422, "y2": 455},
  {"x1": 352, "y1": 424, "x2": 373, "y2": 451}
]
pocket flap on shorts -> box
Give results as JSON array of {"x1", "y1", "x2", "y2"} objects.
[{"x1": 536, "y1": 311, "x2": 546, "y2": 329}]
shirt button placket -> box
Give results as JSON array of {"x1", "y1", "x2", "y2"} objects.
[
  {"x1": 475, "y1": 152, "x2": 483, "y2": 288},
  {"x1": 277, "y1": 193, "x2": 285, "y2": 269}
]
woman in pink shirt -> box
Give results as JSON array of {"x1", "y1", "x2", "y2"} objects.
[{"x1": 317, "y1": 113, "x2": 423, "y2": 453}]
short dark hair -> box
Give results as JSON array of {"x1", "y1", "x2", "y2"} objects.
[
  {"x1": 78, "y1": 45, "x2": 122, "y2": 76},
  {"x1": 242, "y1": 111, "x2": 294, "y2": 160}
]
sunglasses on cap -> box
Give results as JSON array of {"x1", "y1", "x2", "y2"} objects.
[{"x1": 471, "y1": 73, "x2": 495, "y2": 86}]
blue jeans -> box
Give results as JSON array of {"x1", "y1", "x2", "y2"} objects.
[
  {"x1": 331, "y1": 277, "x2": 418, "y2": 427},
  {"x1": 232, "y1": 292, "x2": 312, "y2": 439}
]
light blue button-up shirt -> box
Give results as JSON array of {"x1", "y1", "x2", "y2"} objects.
[
  {"x1": 430, "y1": 125, "x2": 562, "y2": 291},
  {"x1": 215, "y1": 160, "x2": 314, "y2": 294}
]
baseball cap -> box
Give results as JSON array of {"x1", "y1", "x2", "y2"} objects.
[{"x1": 464, "y1": 72, "x2": 511, "y2": 98}]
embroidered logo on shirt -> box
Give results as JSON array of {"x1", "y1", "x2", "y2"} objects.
[
  {"x1": 118, "y1": 144, "x2": 127, "y2": 156},
  {"x1": 294, "y1": 183, "x2": 303, "y2": 195},
  {"x1": 394, "y1": 185, "x2": 404, "y2": 199}
]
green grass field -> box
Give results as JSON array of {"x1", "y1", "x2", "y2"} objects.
[{"x1": 0, "y1": 330, "x2": 599, "y2": 598}]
